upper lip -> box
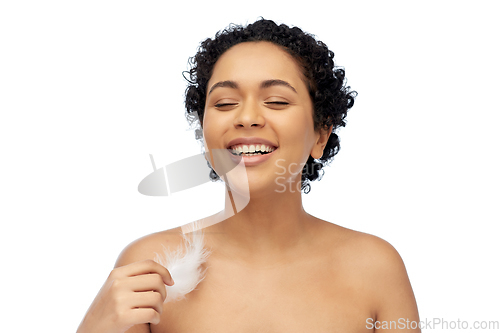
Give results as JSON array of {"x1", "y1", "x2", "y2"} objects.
[{"x1": 226, "y1": 137, "x2": 278, "y2": 149}]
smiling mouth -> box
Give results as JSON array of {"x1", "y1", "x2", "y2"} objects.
[
  {"x1": 228, "y1": 144, "x2": 278, "y2": 156},
  {"x1": 231, "y1": 151, "x2": 272, "y2": 156}
]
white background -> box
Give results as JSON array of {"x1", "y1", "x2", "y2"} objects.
[{"x1": 1, "y1": 1, "x2": 499, "y2": 331}]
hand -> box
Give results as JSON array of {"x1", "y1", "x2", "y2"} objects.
[{"x1": 77, "y1": 260, "x2": 174, "y2": 333}]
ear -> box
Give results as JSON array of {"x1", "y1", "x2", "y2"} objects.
[{"x1": 310, "y1": 125, "x2": 333, "y2": 159}]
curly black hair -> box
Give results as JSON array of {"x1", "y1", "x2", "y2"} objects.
[{"x1": 184, "y1": 18, "x2": 357, "y2": 193}]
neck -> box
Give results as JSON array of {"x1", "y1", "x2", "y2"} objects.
[{"x1": 209, "y1": 180, "x2": 318, "y2": 265}]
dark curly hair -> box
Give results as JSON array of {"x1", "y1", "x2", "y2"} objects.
[{"x1": 184, "y1": 18, "x2": 357, "y2": 193}]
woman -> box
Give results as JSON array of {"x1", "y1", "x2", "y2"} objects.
[{"x1": 78, "y1": 19, "x2": 420, "y2": 332}]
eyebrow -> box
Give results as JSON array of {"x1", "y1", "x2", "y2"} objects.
[
  {"x1": 208, "y1": 79, "x2": 297, "y2": 95},
  {"x1": 260, "y1": 79, "x2": 297, "y2": 93},
  {"x1": 208, "y1": 80, "x2": 238, "y2": 95}
]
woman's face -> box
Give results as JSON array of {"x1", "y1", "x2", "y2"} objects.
[{"x1": 203, "y1": 41, "x2": 328, "y2": 194}]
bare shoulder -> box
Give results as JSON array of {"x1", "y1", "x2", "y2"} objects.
[
  {"x1": 341, "y1": 225, "x2": 404, "y2": 271},
  {"x1": 114, "y1": 226, "x2": 186, "y2": 268},
  {"x1": 317, "y1": 219, "x2": 419, "y2": 321},
  {"x1": 314, "y1": 219, "x2": 412, "y2": 293},
  {"x1": 111, "y1": 228, "x2": 186, "y2": 333},
  {"x1": 316, "y1": 219, "x2": 406, "y2": 272}
]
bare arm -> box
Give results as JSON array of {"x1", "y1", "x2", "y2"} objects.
[
  {"x1": 77, "y1": 232, "x2": 180, "y2": 333},
  {"x1": 77, "y1": 259, "x2": 173, "y2": 333},
  {"x1": 365, "y1": 237, "x2": 420, "y2": 332}
]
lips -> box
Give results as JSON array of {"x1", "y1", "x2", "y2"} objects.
[
  {"x1": 226, "y1": 137, "x2": 278, "y2": 149},
  {"x1": 227, "y1": 147, "x2": 277, "y2": 167},
  {"x1": 222, "y1": 137, "x2": 279, "y2": 167},
  {"x1": 228, "y1": 137, "x2": 277, "y2": 165}
]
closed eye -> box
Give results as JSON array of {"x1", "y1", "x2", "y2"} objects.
[
  {"x1": 265, "y1": 101, "x2": 289, "y2": 105},
  {"x1": 214, "y1": 101, "x2": 289, "y2": 109},
  {"x1": 215, "y1": 103, "x2": 238, "y2": 108},
  {"x1": 265, "y1": 101, "x2": 289, "y2": 109}
]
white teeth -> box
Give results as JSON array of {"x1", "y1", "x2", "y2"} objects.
[{"x1": 230, "y1": 144, "x2": 277, "y2": 154}]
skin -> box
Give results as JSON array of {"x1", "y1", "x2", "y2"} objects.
[{"x1": 78, "y1": 41, "x2": 420, "y2": 333}]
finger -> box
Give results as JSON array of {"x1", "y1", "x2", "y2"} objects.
[
  {"x1": 130, "y1": 291, "x2": 164, "y2": 315},
  {"x1": 128, "y1": 308, "x2": 162, "y2": 326},
  {"x1": 128, "y1": 274, "x2": 167, "y2": 301},
  {"x1": 120, "y1": 260, "x2": 174, "y2": 285}
]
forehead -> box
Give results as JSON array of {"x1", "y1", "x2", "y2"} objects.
[{"x1": 208, "y1": 41, "x2": 305, "y2": 90}]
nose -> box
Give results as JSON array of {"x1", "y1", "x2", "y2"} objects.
[{"x1": 233, "y1": 99, "x2": 265, "y2": 129}]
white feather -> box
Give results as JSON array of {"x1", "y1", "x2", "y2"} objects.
[{"x1": 154, "y1": 222, "x2": 211, "y2": 303}]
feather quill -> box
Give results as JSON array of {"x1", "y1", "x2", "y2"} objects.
[{"x1": 154, "y1": 221, "x2": 211, "y2": 303}]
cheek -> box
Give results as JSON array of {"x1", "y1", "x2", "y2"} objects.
[
  {"x1": 201, "y1": 111, "x2": 219, "y2": 169},
  {"x1": 284, "y1": 109, "x2": 316, "y2": 145},
  {"x1": 202, "y1": 110, "x2": 220, "y2": 145}
]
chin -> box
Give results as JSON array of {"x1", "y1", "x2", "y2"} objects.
[{"x1": 246, "y1": 178, "x2": 288, "y2": 198}]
